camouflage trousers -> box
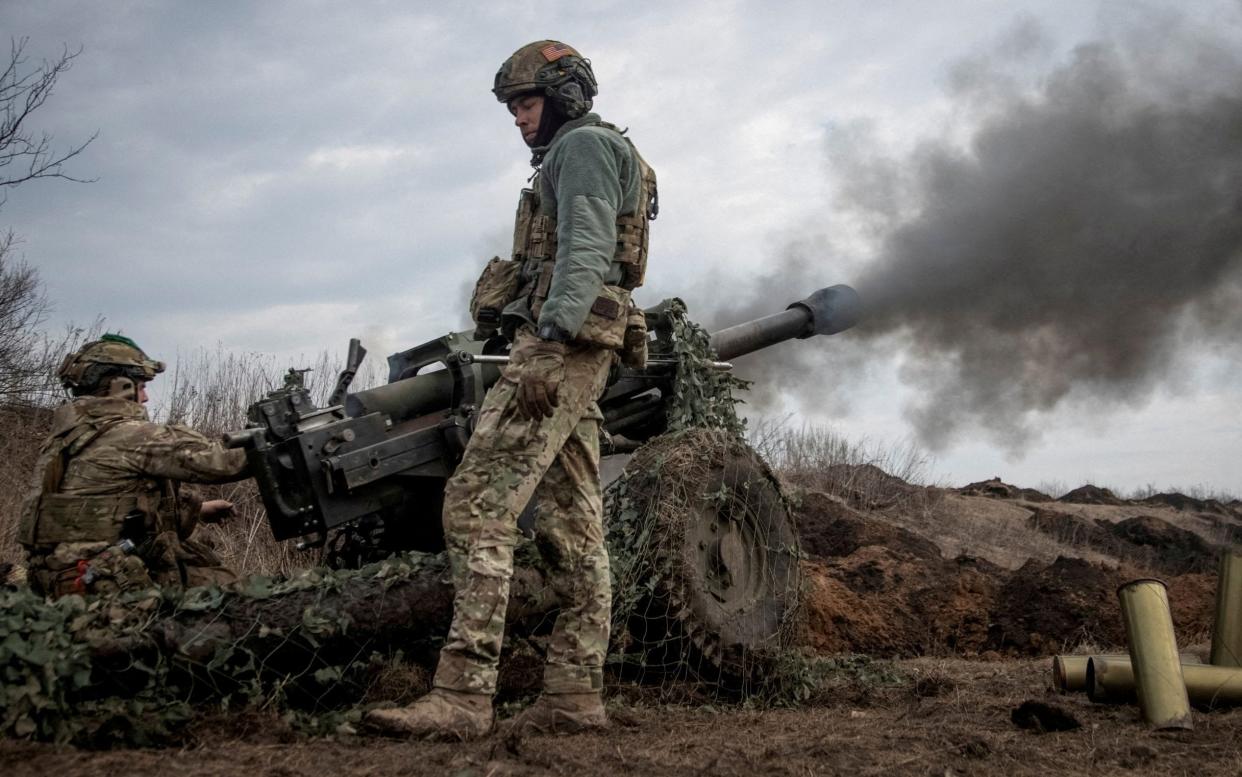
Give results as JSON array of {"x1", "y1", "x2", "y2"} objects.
[{"x1": 434, "y1": 336, "x2": 614, "y2": 696}]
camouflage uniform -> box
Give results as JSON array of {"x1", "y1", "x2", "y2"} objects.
[
  {"x1": 434, "y1": 331, "x2": 614, "y2": 695},
  {"x1": 433, "y1": 46, "x2": 655, "y2": 699},
  {"x1": 366, "y1": 40, "x2": 655, "y2": 740},
  {"x1": 19, "y1": 395, "x2": 249, "y2": 597}
]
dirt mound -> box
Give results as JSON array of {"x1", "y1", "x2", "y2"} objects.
[
  {"x1": 1026, "y1": 509, "x2": 1123, "y2": 553},
  {"x1": 799, "y1": 551, "x2": 1001, "y2": 656},
  {"x1": 1059, "y1": 485, "x2": 1124, "y2": 505},
  {"x1": 803, "y1": 463, "x2": 921, "y2": 509},
  {"x1": 795, "y1": 498, "x2": 1216, "y2": 657},
  {"x1": 796, "y1": 491, "x2": 940, "y2": 560},
  {"x1": 1026, "y1": 509, "x2": 1220, "y2": 576},
  {"x1": 1192, "y1": 513, "x2": 1242, "y2": 544},
  {"x1": 958, "y1": 477, "x2": 1053, "y2": 503},
  {"x1": 1166, "y1": 572, "x2": 1216, "y2": 639},
  {"x1": 1109, "y1": 515, "x2": 1218, "y2": 574},
  {"x1": 988, "y1": 556, "x2": 1127, "y2": 653},
  {"x1": 1140, "y1": 492, "x2": 1240, "y2": 518}
]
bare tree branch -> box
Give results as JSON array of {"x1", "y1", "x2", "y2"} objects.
[
  {"x1": 0, "y1": 236, "x2": 51, "y2": 404},
  {"x1": 0, "y1": 37, "x2": 97, "y2": 188}
]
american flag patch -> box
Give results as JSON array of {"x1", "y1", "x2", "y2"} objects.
[{"x1": 540, "y1": 42, "x2": 573, "y2": 62}]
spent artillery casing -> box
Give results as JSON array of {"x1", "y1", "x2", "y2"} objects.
[
  {"x1": 1116, "y1": 578, "x2": 1193, "y2": 730},
  {"x1": 1053, "y1": 653, "x2": 1200, "y2": 694},
  {"x1": 1210, "y1": 551, "x2": 1242, "y2": 667},
  {"x1": 1089, "y1": 656, "x2": 1242, "y2": 708}
]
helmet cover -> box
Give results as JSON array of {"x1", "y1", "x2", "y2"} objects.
[
  {"x1": 58, "y1": 333, "x2": 165, "y2": 393},
  {"x1": 493, "y1": 40, "x2": 598, "y2": 119}
]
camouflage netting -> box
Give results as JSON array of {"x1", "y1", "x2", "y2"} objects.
[
  {"x1": 601, "y1": 303, "x2": 802, "y2": 694},
  {"x1": 0, "y1": 553, "x2": 470, "y2": 745},
  {"x1": 604, "y1": 428, "x2": 802, "y2": 695},
  {"x1": 660, "y1": 298, "x2": 751, "y2": 436},
  {"x1": 0, "y1": 304, "x2": 828, "y2": 745}
]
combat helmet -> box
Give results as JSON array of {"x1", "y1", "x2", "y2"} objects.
[
  {"x1": 58, "y1": 333, "x2": 165, "y2": 396},
  {"x1": 493, "y1": 40, "x2": 598, "y2": 119}
]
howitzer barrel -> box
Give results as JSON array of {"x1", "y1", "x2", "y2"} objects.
[
  {"x1": 347, "y1": 284, "x2": 860, "y2": 424},
  {"x1": 710, "y1": 284, "x2": 861, "y2": 361},
  {"x1": 346, "y1": 369, "x2": 456, "y2": 421}
]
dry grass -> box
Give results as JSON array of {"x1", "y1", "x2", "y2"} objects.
[
  {"x1": 0, "y1": 405, "x2": 52, "y2": 565},
  {"x1": 918, "y1": 492, "x2": 1120, "y2": 570},
  {"x1": 1047, "y1": 500, "x2": 1242, "y2": 549},
  {"x1": 749, "y1": 420, "x2": 940, "y2": 517},
  {"x1": 152, "y1": 344, "x2": 382, "y2": 577},
  {"x1": 0, "y1": 323, "x2": 101, "y2": 565},
  {"x1": 1125, "y1": 482, "x2": 1240, "y2": 503}
]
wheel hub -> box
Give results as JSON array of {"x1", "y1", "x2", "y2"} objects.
[{"x1": 693, "y1": 502, "x2": 769, "y2": 609}]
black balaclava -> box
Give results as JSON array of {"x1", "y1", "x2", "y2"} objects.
[{"x1": 531, "y1": 94, "x2": 570, "y2": 148}]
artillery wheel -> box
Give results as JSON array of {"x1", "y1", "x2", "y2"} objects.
[{"x1": 605, "y1": 428, "x2": 801, "y2": 683}]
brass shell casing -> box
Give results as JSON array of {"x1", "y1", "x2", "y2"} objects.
[
  {"x1": 1210, "y1": 551, "x2": 1242, "y2": 667},
  {"x1": 1088, "y1": 657, "x2": 1242, "y2": 708},
  {"x1": 1116, "y1": 578, "x2": 1193, "y2": 730},
  {"x1": 1054, "y1": 653, "x2": 1200, "y2": 694}
]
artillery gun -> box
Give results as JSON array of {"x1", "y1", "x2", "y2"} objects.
[{"x1": 227, "y1": 285, "x2": 860, "y2": 674}]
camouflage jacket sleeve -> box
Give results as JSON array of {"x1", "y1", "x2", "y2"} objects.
[
  {"x1": 104, "y1": 420, "x2": 250, "y2": 484},
  {"x1": 538, "y1": 125, "x2": 637, "y2": 337}
]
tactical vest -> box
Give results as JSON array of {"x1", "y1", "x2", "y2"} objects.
[
  {"x1": 18, "y1": 404, "x2": 175, "y2": 550},
  {"x1": 470, "y1": 120, "x2": 657, "y2": 348}
]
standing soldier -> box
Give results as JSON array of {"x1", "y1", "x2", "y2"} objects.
[
  {"x1": 18, "y1": 334, "x2": 251, "y2": 597},
  {"x1": 367, "y1": 40, "x2": 657, "y2": 739}
]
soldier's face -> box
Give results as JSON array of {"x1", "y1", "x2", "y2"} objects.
[
  {"x1": 137, "y1": 382, "x2": 149, "y2": 404},
  {"x1": 509, "y1": 94, "x2": 544, "y2": 147}
]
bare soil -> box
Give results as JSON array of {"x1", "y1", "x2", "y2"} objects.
[
  {"x1": 4, "y1": 658, "x2": 1242, "y2": 776},
  {"x1": 794, "y1": 486, "x2": 1228, "y2": 657}
]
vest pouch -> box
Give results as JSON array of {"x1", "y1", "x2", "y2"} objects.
[
  {"x1": 31, "y1": 493, "x2": 145, "y2": 546},
  {"x1": 620, "y1": 301, "x2": 649, "y2": 368},
  {"x1": 574, "y1": 284, "x2": 631, "y2": 350},
  {"x1": 470, "y1": 256, "x2": 523, "y2": 333}
]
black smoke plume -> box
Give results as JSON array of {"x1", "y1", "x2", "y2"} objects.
[{"x1": 722, "y1": 13, "x2": 1242, "y2": 450}]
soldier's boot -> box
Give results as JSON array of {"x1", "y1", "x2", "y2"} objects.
[
  {"x1": 506, "y1": 692, "x2": 608, "y2": 736},
  {"x1": 364, "y1": 688, "x2": 494, "y2": 740}
]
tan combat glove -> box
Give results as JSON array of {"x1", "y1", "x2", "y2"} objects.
[{"x1": 515, "y1": 339, "x2": 566, "y2": 420}]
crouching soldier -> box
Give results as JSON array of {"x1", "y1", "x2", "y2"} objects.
[{"x1": 18, "y1": 334, "x2": 251, "y2": 598}]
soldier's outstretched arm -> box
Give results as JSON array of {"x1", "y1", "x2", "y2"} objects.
[{"x1": 115, "y1": 421, "x2": 251, "y2": 483}]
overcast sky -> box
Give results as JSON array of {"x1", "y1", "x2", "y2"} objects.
[{"x1": 3, "y1": 0, "x2": 1240, "y2": 495}]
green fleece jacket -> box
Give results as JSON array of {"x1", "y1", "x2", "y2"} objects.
[{"x1": 534, "y1": 113, "x2": 644, "y2": 337}]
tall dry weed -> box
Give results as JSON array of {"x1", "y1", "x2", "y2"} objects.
[
  {"x1": 0, "y1": 323, "x2": 101, "y2": 564},
  {"x1": 149, "y1": 344, "x2": 379, "y2": 576},
  {"x1": 750, "y1": 419, "x2": 938, "y2": 515}
]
